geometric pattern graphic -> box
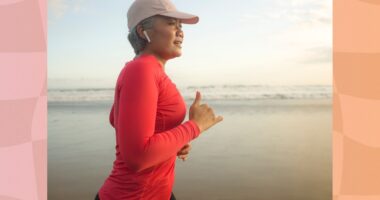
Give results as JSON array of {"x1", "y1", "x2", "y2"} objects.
[
  {"x1": 0, "y1": 0, "x2": 47, "y2": 199},
  {"x1": 333, "y1": 0, "x2": 380, "y2": 199}
]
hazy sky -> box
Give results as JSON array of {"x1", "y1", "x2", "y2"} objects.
[{"x1": 48, "y1": 0, "x2": 332, "y2": 89}]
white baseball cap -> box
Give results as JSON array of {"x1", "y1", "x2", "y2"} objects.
[{"x1": 127, "y1": 0, "x2": 199, "y2": 31}]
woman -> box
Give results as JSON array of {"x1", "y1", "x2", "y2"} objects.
[{"x1": 96, "y1": 0, "x2": 223, "y2": 199}]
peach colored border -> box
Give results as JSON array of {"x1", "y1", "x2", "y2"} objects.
[
  {"x1": 333, "y1": 0, "x2": 380, "y2": 199},
  {"x1": 0, "y1": 0, "x2": 47, "y2": 200}
]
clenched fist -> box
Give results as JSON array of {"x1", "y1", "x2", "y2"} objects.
[{"x1": 177, "y1": 143, "x2": 191, "y2": 161}]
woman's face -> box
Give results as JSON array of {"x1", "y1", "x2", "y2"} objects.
[{"x1": 145, "y1": 16, "x2": 184, "y2": 60}]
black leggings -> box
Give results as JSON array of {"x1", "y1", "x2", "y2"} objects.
[{"x1": 94, "y1": 192, "x2": 177, "y2": 200}]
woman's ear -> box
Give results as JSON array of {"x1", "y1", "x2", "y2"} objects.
[{"x1": 136, "y1": 25, "x2": 148, "y2": 40}]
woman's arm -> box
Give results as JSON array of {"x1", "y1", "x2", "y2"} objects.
[{"x1": 117, "y1": 62, "x2": 201, "y2": 172}]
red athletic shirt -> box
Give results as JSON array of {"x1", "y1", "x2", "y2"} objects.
[{"x1": 98, "y1": 54, "x2": 201, "y2": 200}]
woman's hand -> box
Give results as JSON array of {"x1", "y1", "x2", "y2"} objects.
[
  {"x1": 189, "y1": 91, "x2": 223, "y2": 133},
  {"x1": 177, "y1": 143, "x2": 192, "y2": 161}
]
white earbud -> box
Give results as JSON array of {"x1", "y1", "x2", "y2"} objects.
[{"x1": 143, "y1": 30, "x2": 151, "y2": 43}]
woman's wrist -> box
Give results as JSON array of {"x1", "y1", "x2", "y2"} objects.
[{"x1": 189, "y1": 119, "x2": 202, "y2": 134}]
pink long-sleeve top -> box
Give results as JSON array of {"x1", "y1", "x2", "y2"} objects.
[{"x1": 98, "y1": 54, "x2": 201, "y2": 200}]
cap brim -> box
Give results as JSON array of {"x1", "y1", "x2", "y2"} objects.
[{"x1": 159, "y1": 11, "x2": 199, "y2": 24}]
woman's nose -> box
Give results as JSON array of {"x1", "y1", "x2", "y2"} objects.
[
  {"x1": 176, "y1": 29, "x2": 184, "y2": 38},
  {"x1": 176, "y1": 25, "x2": 184, "y2": 38},
  {"x1": 177, "y1": 22, "x2": 183, "y2": 37}
]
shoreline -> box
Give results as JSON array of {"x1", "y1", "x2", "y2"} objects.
[{"x1": 48, "y1": 98, "x2": 332, "y2": 106}]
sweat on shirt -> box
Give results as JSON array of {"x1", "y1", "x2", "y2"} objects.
[{"x1": 98, "y1": 53, "x2": 201, "y2": 200}]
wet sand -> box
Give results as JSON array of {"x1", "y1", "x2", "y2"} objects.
[{"x1": 48, "y1": 99, "x2": 331, "y2": 200}]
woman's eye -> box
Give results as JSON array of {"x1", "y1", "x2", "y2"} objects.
[{"x1": 168, "y1": 20, "x2": 181, "y2": 28}]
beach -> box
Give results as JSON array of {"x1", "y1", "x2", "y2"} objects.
[{"x1": 48, "y1": 96, "x2": 331, "y2": 200}]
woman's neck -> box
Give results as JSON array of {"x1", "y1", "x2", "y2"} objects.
[{"x1": 137, "y1": 50, "x2": 166, "y2": 71}]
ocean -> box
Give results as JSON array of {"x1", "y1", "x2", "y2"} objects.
[{"x1": 48, "y1": 84, "x2": 332, "y2": 200}]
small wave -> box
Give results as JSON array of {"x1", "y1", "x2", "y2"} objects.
[{"x1": 48, "y1": 85, "x2": 332, "y2": 102}]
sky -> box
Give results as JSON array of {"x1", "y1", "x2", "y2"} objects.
[{"x1": 48, "y1": 0, "x2": 332, "y2": 89}]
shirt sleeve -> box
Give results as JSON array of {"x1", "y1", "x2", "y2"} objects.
[{"x1": 117, "y1": 62, "x2": 201, "y2": 172}]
